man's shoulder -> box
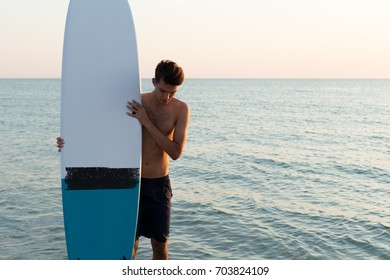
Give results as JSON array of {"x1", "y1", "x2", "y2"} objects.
[
  {"x1": 140, "y1": 92, "x2": 153, "y2": 105},
  {"x1": 172, "y1": 98, "x2": 190, "y2": 114},
  {"x1": 172, "y1": 97, "x2": 188, "y2": 108},
  {"x1": 141, "y1": 92, "x2": 152, "y2": 99}
]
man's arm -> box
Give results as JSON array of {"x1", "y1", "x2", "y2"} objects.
[{"x1": 127, "y1": 100, "x2": 190, "y2": 160}]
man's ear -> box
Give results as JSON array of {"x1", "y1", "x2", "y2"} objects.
[{"x1": 152, "y1": 78, "x2": 156, "y2": 85}]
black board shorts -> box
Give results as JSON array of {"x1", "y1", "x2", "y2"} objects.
[{"x1": 136, "y1": 176, "x2": 172, "y2": 243}]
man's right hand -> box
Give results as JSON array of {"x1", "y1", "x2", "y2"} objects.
[{"x1": 57, "y1": 137, "x2": 65, "y2": 152}]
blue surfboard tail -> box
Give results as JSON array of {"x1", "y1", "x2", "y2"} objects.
[{"x1": 61, "y1": 177, "x2": 140, "y2": 260}]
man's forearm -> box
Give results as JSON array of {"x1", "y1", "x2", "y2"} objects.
[{"x1": 143, "y1": 120, "x2": 182, "y2": 160}]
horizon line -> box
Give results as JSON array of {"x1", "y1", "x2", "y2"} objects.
[{"x1": 1, "y1": 77, "x2": 390, "y2": 80}]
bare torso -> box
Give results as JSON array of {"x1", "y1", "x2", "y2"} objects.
[{"x1": 140, "y1": 92, "x2": 184, "y2": 178}]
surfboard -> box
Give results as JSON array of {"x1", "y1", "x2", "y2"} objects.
[{"x1": 60, "y1": 0, "x2": 141, "y2": 260}]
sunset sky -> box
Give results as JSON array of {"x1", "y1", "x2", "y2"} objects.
[{"x1": 1, "y1": 0, "x2": 389, "y2": 78}]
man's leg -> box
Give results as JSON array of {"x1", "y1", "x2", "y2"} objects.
[
  {"x1": 151, "y1": 238, "x2": 168, "y2": 260},
  {"x1": 132, "y1": 239, "x2": 139, "y2": 260}
]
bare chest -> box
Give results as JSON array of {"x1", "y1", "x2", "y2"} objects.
[{"x1": 145, "y1": 106, "x2": 176, "y2": 135}]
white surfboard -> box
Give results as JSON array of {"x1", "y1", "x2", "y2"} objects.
[{"x1": 60, "y1": 0, "x2": 141, "y2": 260}]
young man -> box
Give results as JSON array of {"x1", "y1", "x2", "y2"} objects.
[
  {"x1": 57, "y1": 60, "x2": 190, "y2": 260},
  {"x1": 127, "y1": 60, "x2": 189, "y2": 259}
]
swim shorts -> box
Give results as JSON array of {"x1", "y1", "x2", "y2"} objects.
[{"x1": 136, "y1": 176, "x2": 172, "y2": 243}]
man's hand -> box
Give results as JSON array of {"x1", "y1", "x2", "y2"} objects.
[
  {"x1": 57, "y1": 137, "x2": 65, "y2": 152},
  {"x1": 127, "y1": 100, "x2": 150, "y2": 127}
]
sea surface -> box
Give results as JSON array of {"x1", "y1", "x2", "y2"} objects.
[{"x1": 0, "y1": 79, "x2": 389, "y2": 260}]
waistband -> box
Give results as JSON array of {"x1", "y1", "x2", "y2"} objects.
[{"x1": 141, "y1": 175, "x2": 170, "y2": 183}]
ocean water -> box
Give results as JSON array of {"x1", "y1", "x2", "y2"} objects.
[{"x1": 0, "y1": 79, "x2": 389, "y2": 260}]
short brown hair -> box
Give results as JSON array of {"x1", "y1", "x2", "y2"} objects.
[{"x1": 155, "y1": 60, "x2": 185, "y2": 86}]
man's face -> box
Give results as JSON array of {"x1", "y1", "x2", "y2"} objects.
[{"x1": 153, "y1": 79, "x2": 178, "y2": 104}]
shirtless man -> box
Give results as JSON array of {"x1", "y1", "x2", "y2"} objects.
[{"x1": 57, "y1": 60, "x2": 190, "y2": 260}]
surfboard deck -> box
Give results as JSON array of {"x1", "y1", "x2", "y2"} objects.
[{"x1": 60, "y1": 0, "x2": 141, "y2": 260}]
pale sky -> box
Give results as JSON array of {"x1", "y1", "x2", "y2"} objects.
[{"x1": 1, "y1": 0, "x2": 390, "y2": 78}]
